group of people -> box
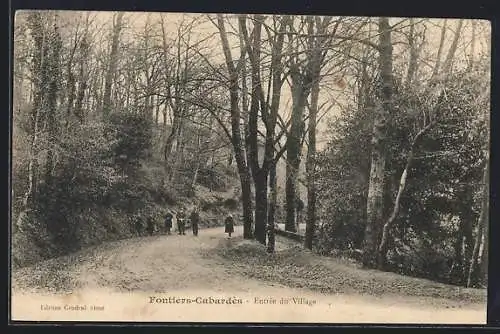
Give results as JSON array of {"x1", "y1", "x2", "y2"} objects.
[
  {"x1": 163, "y1": 209, "x2": 194, "y2": 236},
  {"x1": 163, "y1": 209, "x2": 235, "y2": 238}
]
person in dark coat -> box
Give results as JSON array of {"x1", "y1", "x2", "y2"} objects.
[
  {"x1": 146, "y1": 216, "x2": 155, "y2": 236},
  {"x1": 177, "y1": 210, "x2": 186, "y2": 235},
  {"x1": 134, "y1": 218, "x2": 143, "y2": 236},
  {"x1": 190, "y1": 209, "x2": 200, "y2": 236},
  {"x1": 164, "y1": 211, "x2": 173, "y2": 235},
  {"x1": 224, "y1": 214, "x2": 235, "y2": 238}
]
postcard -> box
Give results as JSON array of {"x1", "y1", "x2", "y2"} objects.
[{"x1": 10, "y1": 10, "x2": 490, "y2": 324}]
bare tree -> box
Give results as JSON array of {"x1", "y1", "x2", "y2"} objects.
[
  {"x1": 215, "y1": 14, "x2": 255, "y2": 239},
  {"x1": 73, "y1": 14, "x2": 92, "y2": 123},
  {"x1": 303, "y1": 16, "x2": 335, "y2": 250},
  {"x1": 102, "y1": 12, "x2": 125, "y2": 116},
  {"x1": 238, "y1": 15, "x2": 288, "y2": 246}
]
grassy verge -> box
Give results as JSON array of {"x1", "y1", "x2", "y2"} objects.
[{"x1": 208, "y1": 236, "x2": 487, "y2": 305}]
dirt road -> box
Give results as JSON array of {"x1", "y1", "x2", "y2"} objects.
[{"x1": 11, "y1": 226, "x2": 486, "y2": 324}]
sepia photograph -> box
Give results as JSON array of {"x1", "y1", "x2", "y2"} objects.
[{"x1": 10, "y1": 10, "x2": 490, "y2": 324}]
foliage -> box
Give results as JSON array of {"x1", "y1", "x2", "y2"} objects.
[
  {"x1": 103, "y1": 112, "x2": 154, "y2": 175},
  {"x1": 32, "y1": 122, "x2": 122, "y2": 252},
  {"x1": 316, "y1": 64, "x2": 489, "y2": 285},
  {"x1": 196, "y1": 166, "x2": 228, "y2": 191},
  {"x1": 15, "y1": 113, "x2": 158, "y2": 261},
  {"x1": 315, "y1": 105, "x2": 372, "y2": 253}
]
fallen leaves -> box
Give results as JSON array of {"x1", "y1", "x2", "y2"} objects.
[{"x1": 210, "y1": 236, "x2": 486, "y2": 305}]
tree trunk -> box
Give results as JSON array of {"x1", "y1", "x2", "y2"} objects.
[
  {"x1": 467, "y1": 20, "x2": 477, "y2": 72},
  {"x1": 74, "y1": 15, "x2": 91, "y2": 122},
  {"x1": 254, "y1": 171, "x2": 268, "y2": 245},
  {"x1": 44, "y1": 45, "x2": 61, "y2": 180},
  {"x1": 459, "y1": 187, "x2": 475, "y2": 283},
  {"x1": 74, "y1": 37, "x2": 89, "y2": 124},
  {"x1": 163, "y1": 114, "x2": 181, "y2": 183},
  {"x1": 169, "y1": 122, "x2": 186, "y2": 182},
  {"x1": 23, "y1": 12, "x2": 48, "y2": 209},
  {"x1": 240, "y1": 170, "x2": 254, "y2": 239},
  {"x1": 244, "y1": 15, "x2": 264, "y2": 242},
  {"x1": 377, "y1": 119, "x2": 434, "y2": 269},
  {"x1": 63, "y1": 28, "x2": 81, "y2": 129},
  {"x1": 23, "y1": 116, "x2": 40, "y2": 209},
  {"x1": 217, "y1": 15, "x2": 254, "y2": 239},
  {"x1": 377, "y1": 155, "x2": 411, "y2": 269},
  {"x1": 267, "y1": 162, "x2": 277, "y2": 252},
  {"x1": 284, "y1": 16, "x2": 325, "y2": 234},
  {"x1": 43, "y1": 19, "x2": 63, "y2": 182},
  {"x1": 13, "y1": 22, "x2": 27, "y2": 111},
  {"x1": 442, "y1": 20, "x2": 463, "y2": 75},
  {"x1": 155, "y1": 97, "x2": 160, "y2": 125},
  {"x1": 429, "y1": 20, "x2": 447, "y2": 82},
  {"x1": 102, "y1": 12, "x2": 124, "y2": 116},
  {"x1": 285, "y1": 79, "x2": 307, "y2": 232},
  {"x1": 190, "y1": 129, "x2": 203, "y2": 195},
  {"x1": 65, "y1": 71, "x2": 76, "y2": 128},
  {"x1": 253, "y1": 15, "x2": 291, "y2": 247},
  {"x1": 362, "y1": 17, "x2": 393, "y2": 269},
  {"x1": 239, "y1": 14, "x2": 288, "y2": 245},
  {"x1": 304, "y1": 66, "x2": 320, "y2": 250},
  {"x1": 162, "y1": 105, "x2": 167, "y2": 127},
  {"x1": 239, "y1": 29, "x2": 252, "y2": 175},
  {"x1": 450, "y1": 223, "x2": 464, "y2": 284},
  {"x1": 467, "y1": 159, "x2": 489, "y2": 287},
  {"x1": 405, "y1": 19, "x2": 419, "y2": 89},
  {"x1": 479, "y1": 211, "x2": 488, "y2": 285}
]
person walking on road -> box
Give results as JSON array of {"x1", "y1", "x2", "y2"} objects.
[
  {"x1": 177, "y1": 210, "x2": 186, "y2": 235},
  {"x1": 146, "y1": 216, "x2": 155, "y2": 236},
  {"x1": 224, "y1": 214, "x2": 235, "y2": 238},
  {"x1": 164, "y1": 211, "x2": 173, "y2": 235},
  {"x1": 190, "y1": 209, "x2": 200, "y2": 236}
]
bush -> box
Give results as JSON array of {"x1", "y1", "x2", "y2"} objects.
[
  {"x1": 103, "y1": 111, "x2": 153, "y2": 175},
  {"x1": 223, "y1": 198, "x2": 239, "y2": 210},
  {"x1": 14, "y1": 112, "x2": 157, "y2": 262},
  {"x1": 11, "y1": 211, "x2": 52, "y2": 267},
  {"x1": 196, "y1": 167, "x2": 227, "y2": 191}
]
